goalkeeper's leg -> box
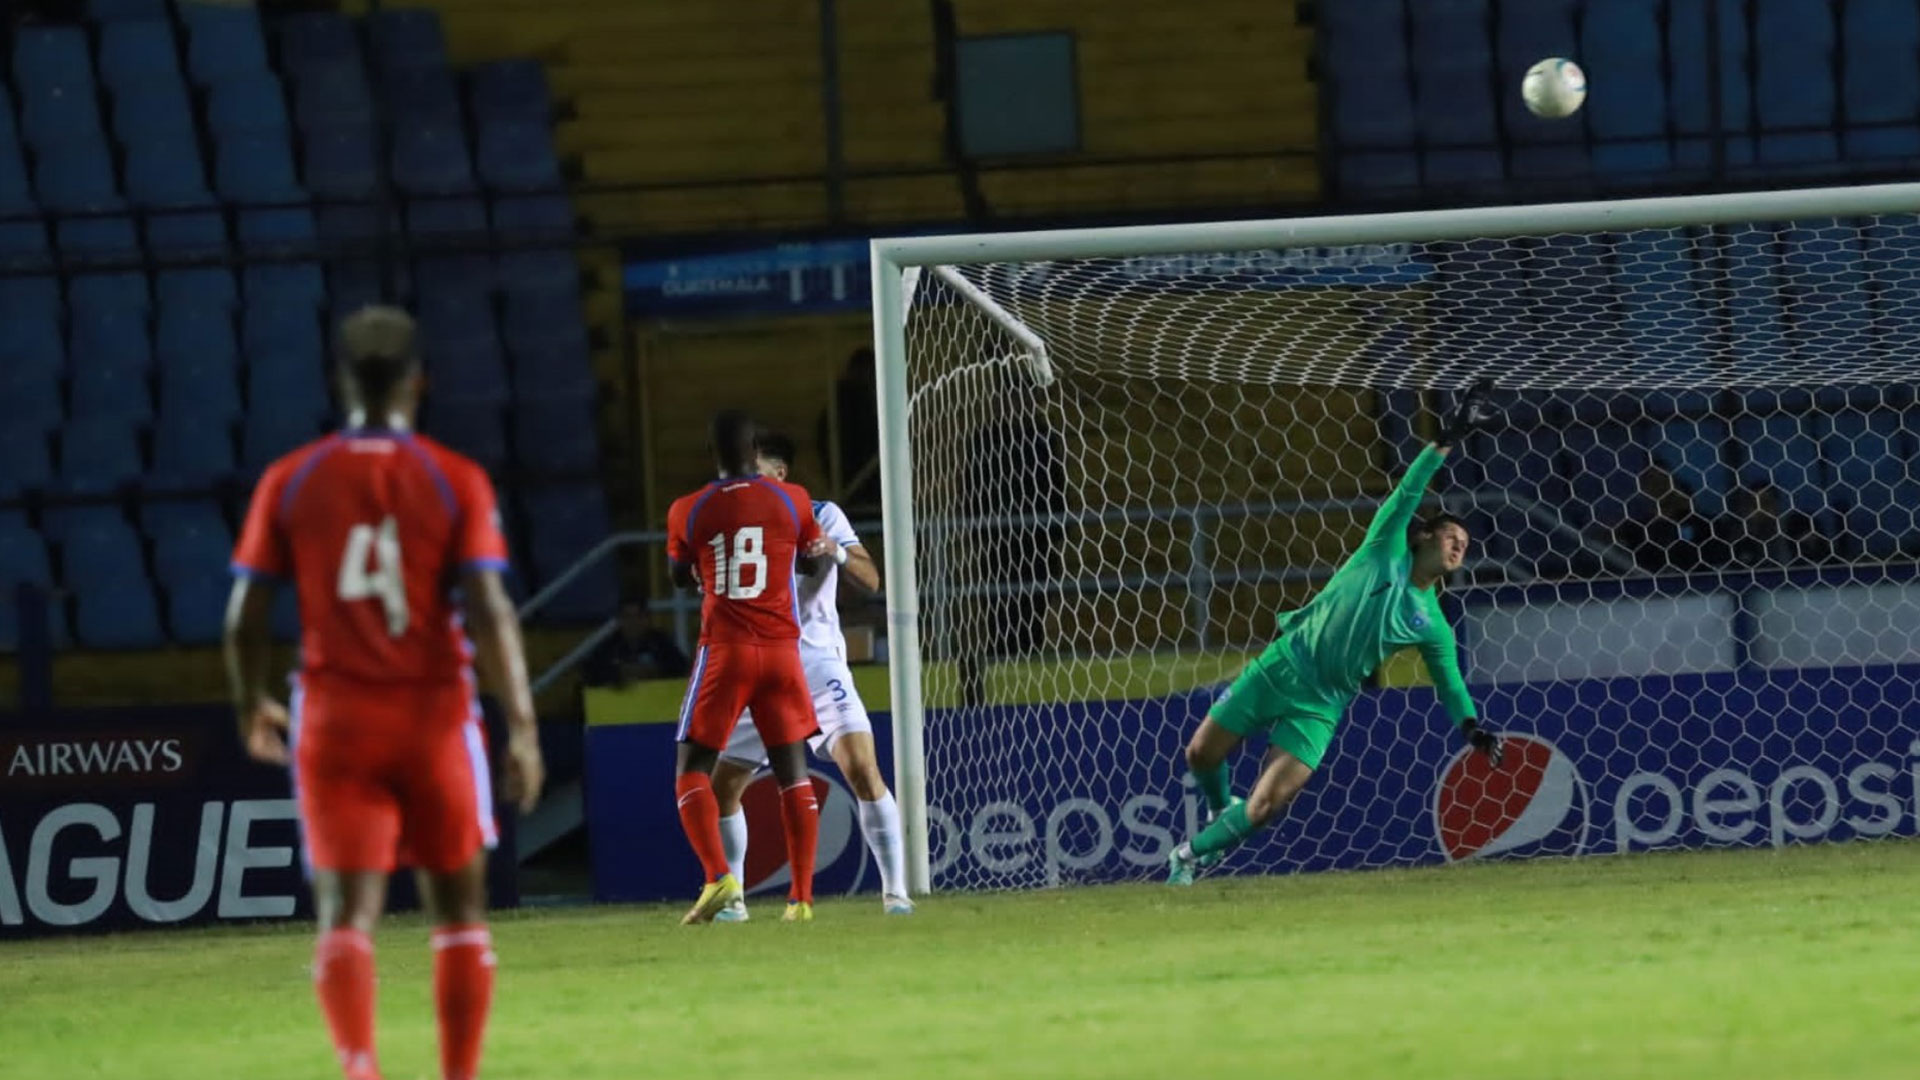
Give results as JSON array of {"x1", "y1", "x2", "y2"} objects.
[
  {"x1": 1168, "y1": 749, "x2": 1314, "y2": 885},
  {"x1": 1183, "y1": 717, "x2": 1243, "y2": 816}
]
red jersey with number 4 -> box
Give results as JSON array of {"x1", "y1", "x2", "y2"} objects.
[
  {"x1": 666, "y1": 476, "x2": 821, "y2": 644},
  {"x1": 231, "y1": 428, "x2": 510, "y2": 688}
]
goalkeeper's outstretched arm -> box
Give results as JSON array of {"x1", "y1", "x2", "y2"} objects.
[
  {"x1": 1359, "y1": 380, "x2": 1499, "y2": 553},
  {"x1": 1417, "y1": 629, "x2": 1502, "y2": 765}
]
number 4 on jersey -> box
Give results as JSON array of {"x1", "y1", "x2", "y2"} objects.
[
  {"x1": 338, "y1": 516, "x2": 409, "y2": 636},
  {"x1": 707, "y1": 526, "x2": 768, "y2": 599}
]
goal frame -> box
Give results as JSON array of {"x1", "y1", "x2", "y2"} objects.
[{"x1": 869, "y1": 180, "x2": 1920, "y2": 895}]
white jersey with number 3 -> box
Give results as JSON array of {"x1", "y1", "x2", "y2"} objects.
[{"x1": 799, "y1": 499, "x2": 858, "y2": 656}]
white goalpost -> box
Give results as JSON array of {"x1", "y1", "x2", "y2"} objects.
[{"x1": 873, "y1": 182, "x2": 1920, "y2": 896}]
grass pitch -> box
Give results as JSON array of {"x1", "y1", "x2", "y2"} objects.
[{"x1": 6, "y1": 841, "x2": 1919, "y2": 1080}]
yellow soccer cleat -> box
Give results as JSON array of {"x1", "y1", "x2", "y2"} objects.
[
  {"x1": 681, "y1": 874, "x2": 743, "y2": 925},
  {"x1": 780, "y1": 901, "x2": 813, "y2": 923}
]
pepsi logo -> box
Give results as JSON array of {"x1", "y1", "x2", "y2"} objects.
[
  {"x1": 738, "y1": 770, "x2": 861, "y2": 895},
  {"x1": 1432, "y1": 735, "x2": 1592, "y2": 861}
]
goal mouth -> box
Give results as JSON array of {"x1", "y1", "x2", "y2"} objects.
[{"x1": 875, "y1": 183, "x2": 1920, "y2": 893}]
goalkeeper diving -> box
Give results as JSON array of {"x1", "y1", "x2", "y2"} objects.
[{"x1": 1168, "y1": 380, "x2": 1506, "y2": 884}]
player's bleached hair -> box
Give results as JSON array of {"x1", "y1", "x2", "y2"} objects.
[{"x1": 337, "y1": 305, "x2": 420, "y2": 402}]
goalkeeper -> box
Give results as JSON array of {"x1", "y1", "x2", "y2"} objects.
[{"x1": 1168, "y1": 380, "x2": 1506, "y2": 885}]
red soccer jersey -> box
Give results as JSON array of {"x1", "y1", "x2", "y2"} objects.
[
  {"x1": 231, "y1": 427, "x2": 510, "y2": 689},
  {"x1": 666, "y1": 476, "x2": 822, "y2": 644}
]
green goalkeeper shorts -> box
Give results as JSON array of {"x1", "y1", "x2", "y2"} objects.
[{"x1": 1208, "y1": 657, "x2": 1346, "y2": 770}]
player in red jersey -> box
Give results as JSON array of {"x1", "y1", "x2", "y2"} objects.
[
  {"x1": 666, "y1": 409, "x2": 829, "y2": 924},
  {"x1": 223, "y1": 306, "x2": 545, "y2": 1080}
]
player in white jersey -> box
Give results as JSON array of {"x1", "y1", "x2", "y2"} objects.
[{"x1": 709, "y1": 431, "x2": 912, "y2": 919}]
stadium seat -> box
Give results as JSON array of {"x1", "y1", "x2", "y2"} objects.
[
  {"x1": 125, "y1": 141, "x2": 213, "y2": 208},
  {"x1": 1668, "y1": 0, "x2": 1755, "y2": 171},
  {"x1": 242, "y1": 302, "x2": 326, "y2": 387},
  {"x1": 215, "y1": 133, "x2": 304, "y2": 203},
  {"x1": 147, "y1": 207, "x2": 227, "y2": 263},
  {"x1": 238, "y1": 208, "x2": 326, "y2": 308},
  {"x1": 514, "y1": 395, "x2": 598, "y2": 473},
  {"x1": 184, "y1": 4, "x2": 271, "y2": 85},
  {"x1": 35, "y1": 140, "x2": 121, "y2": 213},
  {"x1": 0, "y1": 521, "x2": 57, "y2": 649},
  {"x1": 394, "y1": 125, "x2": 477, "y2": 195},
  {"x1": 522, "y1": 482, "x2": 616, "y2": 622},
  {"x1": 498, "y1": 250, "x2": 580, "y2": 300},
  {"x1": 387, "y1": 65, "x2": 463, "y2": 125},
  {"x1": 1579, "y1": 0, "x2": 1672, "y2": 181},
  {"x1": 1864, "y1": 215, "x2": 1920, "y2": 335},
  {"x1": 90, "y1": 0, "x2": 169, "y2": 18},
  {"x1": 97, "y1": 19, "x2": 180, "y2": 90},
  {"x1": 492, "y1": 194, "x2": 574, "y2": 240},
  {"x1": 369, "y1": 9, "x2": 451, "y2": 72},
  {"x1": 1753, "y1": 0, "x2": 1839, "y2": 169},
  {"x1": 276, "y1": 12, "x2": 360, "y2": 79},
  {"x1": 241, "y1": 409, "x2": 323, "y2": 474},
  {"x1": 415, "y1": 253, "x2": 493, "y2": 296},
  {"x1": 38, "y1": 503, "x2": 123, "y2": 548},
  {"x1": 0, "y1": 106, "x2": 33, "y2": 218},
  {"x1": 1821, "y1": 410, "x2": 1920, "y2": 558},
  {"x1": 156, "y1": 269, "x2": 236, "y2": 315},
  {"x1": 69, "y1": 310, "x2": 155, "y2": 423},
  {"x1": 207, "y1": 76, "x2": 291, "y2": 137},
  {"x1": 1616, "y1": 228, "x2": 1713, "y2": 375},
  {"x1": 70, "y1": 272, "x2": 152, "y2": 318},
  {"x1": 476, "y1": 123, "x2": 563, "y2": 192},
  {"x1": 1564, "y1": 422, "x2": 1654, "y2": 526},
  {"x1": 156, "y1": 306, "x2": 242, "y2": 421},
  {"x1": 470, "y1": 59, "x2": 553, "y2": 127},
  {"x1": 150, "y1": 500, "x2": 231, "y2": 580},
  {"x1": 425, "y1": 400, "x2": 507, "y2": 472},
  {"x1": 1720, "y1": 226, "x2": 1790, "y2": 381},
  {"x1": 17, "y1": 48, "x2": 105, "y2": 151},
  {"x1": 502, "y1": 291, "x2": 589, "y2": 357},
  {"x1": 0, "y1": 370, "x2": 61, "y2": 438},
  {"x1": 57, "y1": 416, "x2": 142, "y2": 496},
  {"x1": 66, "y1": 526, "x2": 165, "y2": 648},
  {"x1": 1780, "y1": 220, "x2": 1872, "y2": 363},
  {"x1": 1843, "y1": 0, "x2": 1920, "y2": 166},
  {"x1": 511, "y1": 338, "x2": 596, "y2": 404},
  {"x1": 424, "y1": 333, "x2": 511, "y2": 408},
  {"x1": 110, "y1": 77, "x2": 197, "y2": 142},
  {"x1": 14, "y1": 26, "x2": 94, "y2": 104},
  {"x1": 409, "y1": 197, "x2": 489, "y2": 242},
  {"x1": 1408, "y1": 0, "x2": 1504, "y2": 188},
  {"x1": 150, "y1": 408, "x2": 237, "y2": 489},
  {"x1": 303, "y1": 125, "x2": 380, "y2": 199},
  {"x1": 0, "y1": 428, "x2": 54, "y2": 499},
  {"x1": 1652, "y1": 418, "x2": 1733, "y2": 516},
  {"x1": 1734, "y1": 413, "x2": 1831, "y2": 521},
  {"x1": 293, "y1": 66, "x2": 377, "y2": 130},
  {"x1": 163, "y1": 566, "x2": 233, "y2": 645}
]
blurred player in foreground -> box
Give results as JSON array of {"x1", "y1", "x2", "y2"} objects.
[
  {"x1": 667, "y1": 411, "x2": 828, "y2": 923},
  {"x1": 708, "y1": 431, "x2": 911, "y2": 920},
  {"x1": 1168, "y1": 381, "x2": 1505, "y2": 885},
  {"x1": 225, "y1": 306, "x2": 544, "y2": 1080}
]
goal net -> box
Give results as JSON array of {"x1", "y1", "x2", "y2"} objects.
[{"x1": 876, "y1": 185, "x2": 1920, "y2": 893}]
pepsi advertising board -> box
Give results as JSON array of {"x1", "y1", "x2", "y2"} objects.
[
  {"x1": 587, "y1": 662, "x2": 1920, "y2": 900},
  {"x1": 0, "y1": 707, "x2": 519, "y2": 938}
]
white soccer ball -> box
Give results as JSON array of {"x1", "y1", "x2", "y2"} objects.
[{"x1": 1521, "y1": 58, "x2": 1587, "y2": 119}]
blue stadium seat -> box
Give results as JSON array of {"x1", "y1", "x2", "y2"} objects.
[
  {"x1": 58, "y1": 416, "x2": 142, "y2": 496},
  {"x1": 97, "y1": 19, "x2": 179, "y2": 90},
  {"x1": 158, "y1": 268, "x2": 238, "y2": 314},
  {"x1": 1843, "y1": 0, "x2": 1920, "y2": 166},
  {"x1": 163, "y1": 565, "x2": 232, "y2": 645},
  {"x1": 409, "y1": 197, "x2": 488, "y2": 241},
  {"x1": 1579, "y1": 0, "x2": 1671, "y2": 181},
  {"x1": 514, "y1": 395, "x2": 597, "y2": 473},
  {"x1": 39, "y1": 503, "x2": 124, "y2": 548},
  {"x1": 0, "y1": 428, "x2": 54, "y2": 499},
  {"x1": 90, "y1": 0, "x2": 169, "y2": 18},
  {"x1": 415, "y1": 253, "x2": 492, "y2": 296},
  {"x1": 328, "y1": 261, "x2": 385, "y2": 315},
  {"x1": 303, "y1": 125, "x2": 380, "y2": 199},
  {"x1": 387, "y1": 66, "x2": 463, "y2": 124},
  {"x1": 369, "y1": 9, "x2": 451, "y2": 72},
  {"x1": 0, "y1": 97, "x2": 32, "y2": 217},
  {"x1": 1821, "y1": 411, "x2": 1920, "y2": 558},
  {"x1": 0, "y1": 275, "x2": 59, "y2": 321},
  {"x1": 1669, "y1": 0, "x2": 1754, "y2": 171},
  {"x1": 150, "y1": 406, "x2": 237, "y2": 489},
  {"x1": 147, "y1": 207, "x2": 226, "y2": 263},
  {"x1": 207, "y1": 76, "x2": 291, "y2": 136},
  {"x1": 511, "y1": 339, "x2": 596, "y2": 404},
  {"x1": 1616, "y1": 228, "x2": 1713, "y2": 375},
  {"x1": 64, "y1": 516, "x2": 164, "y2": 648},
  {"x1": 476, "y1": 123, "x2": 563, "y2": 192},
  {"x1": 502, "y1": 291, "x2": 589, "y2": 357},
  {"x1": 498, "y1": 250, "x2": 579, "y2": 301},
  {"x1": 0, "y1": 521, "x2": 58, "y2": 649},
  {"x1": 15, "y1": 26, "x2": 94, "y2": 104},
  {"x1": 238, "y1": 208, "x2": 325, "y2": 308},
  {"x1": 424, "y1": 333, "x2": 511, "y2": 408},
  {"x1": 1563, "y1": 422, "x2": 1654, "y2": 526},
  {"x1": 1734, "y1": 413, "x2": 1831, "y2": 521},
  {"x1": 522, "y1": 482, "x2": 616, "y2": 621},
  {"x1": 150, "y1": 500, "x2": 231, "y2": 579},
  {"x1": 110, "y1": 77, "x2": 197, "y2": 142},
  {"x1": 69, "y1": 311, "x2": 154, "y2": 423},
  {"x1": 394, "y1": 125, "x2": 476, "y2": 195},
  {"x1": 1322, "y1": 0, "x2": 1420, "y2": 197},
  {"x1": 470, "y1": 59, "x2": 553, "y2": 127},
  {"x1": 1720, "y1": 226, "x2": 1790, "y2": 382},
  {"x1": 426, "y1": 400, "x2": 507, "y2": 472},
  {"x1": 183, "y1": 3, "x2": 271, "y2": 85},
  {"x1": 1408, "y1": 0, "x2": 1503, "y2": 188},
  {"x1": 1651, "y1": 418, "x2": 1733, "y2": 516},
  {"x1": 1864, "y1": 214, "x2": 1920, "y2": 336},
  {"x1": 125, "y1": 141, "x2": 212, "y2": 208},
  {"x1": 215, "y1": 133, "x2": 304, "y2": 203},
  {"x1": 1753, "y1": 0, "x2": 1839, "y2": 169},
  {"x1": 1780, "y1": 220, "x2": 1872, "y2": 363},
  {"x1": 293, "y1": 66, "x2": 376, "y2": 129},
  {"x1": 277, "y1": 12, "x2": 360, "y2": 79},
  {"x1": 492, "y1": 194, "x2": 573, "y2": 239},
  {"x1": 241, "y1": 409, "x2": 323, "y2": 474},
  {"x1": 35, "y1": 140, "x2": 121, "y2": 213},
  {"x1": 243, "y1": 304, "x2": 329, "y2": 416}
]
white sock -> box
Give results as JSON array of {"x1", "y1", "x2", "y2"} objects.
[
  {"x1": 857, "y1": 794, "x2": 907, "y2": 898},
  {"x1": 718, "y1": 811, "x2": 747, "y2": 886}
]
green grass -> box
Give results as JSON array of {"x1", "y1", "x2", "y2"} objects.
[{"x1": 6, "y1": 842, "x2": 1920, "y2": 1080}]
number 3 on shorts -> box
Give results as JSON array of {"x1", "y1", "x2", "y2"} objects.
[{"x1": 338, "y1": 516, "x2": 409, "y2": 636}]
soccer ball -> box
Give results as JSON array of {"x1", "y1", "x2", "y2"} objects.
[{"x1": 1521, "y1": 58, "x2": 1587, "y2": 119}]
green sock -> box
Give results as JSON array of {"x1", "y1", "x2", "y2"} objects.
[
  {"x1": 1193, "y1": 761, "x2": 1233, "y2": 813},
  {"x1": 1190, "y1": 801, "x2": 1256, "y2": 859}
]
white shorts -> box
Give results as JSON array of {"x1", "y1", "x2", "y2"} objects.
[{"x1": 722, "y1": 650, "x2": 872, "y2": 767}]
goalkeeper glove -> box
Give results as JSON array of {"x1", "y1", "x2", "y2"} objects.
[
  {"x1": 1438, "y1": 378, "x2": 1499, "y2": 448},
  {"x1": 1460, "y1": 718, "x2": 1504, "y2": 767}
]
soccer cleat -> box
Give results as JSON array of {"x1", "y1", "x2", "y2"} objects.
[
  {"x1": 681, "y1": 874, "x2": 743, "y2": 925},
  {"x1": 1166, "y1": 843, "x2": 1198, "y2": 887},
  {"x1": 882, "y1": 894, "x2": 915, "y2": 916},
  {"x1": 713, "y1": 896, "x2": 750, "y2": 923},
  {"x1": 781, "y1": 901, "x2": 814, "y2": 923},
  {"x1": 1197, "y1": 796, "x2": 1245, "y2": 869}
]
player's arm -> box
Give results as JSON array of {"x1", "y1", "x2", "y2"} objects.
[
  {"x1": 665, "y1": 498, "x2": 699, "y2": 590},
  {"x1": 789, "y1": 483, "x2": 827, "y2": 576},
  {"x1": 1415, "y1": 626, "x2": 1502, "y2": 765},
  {"x1": 1359, "y1": 380, "x2": 1497, "y2": 553},
  {"x1": 462, "y1": 568, "x2": 545, "y2": 813},
  {"x1": 226, "y1": 465, "x2": 291, "y2": 765},
  {"x1": 806, "y1": 501, "x2": 879, "y2": 589}
]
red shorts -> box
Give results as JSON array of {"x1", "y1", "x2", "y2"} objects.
[
  {"x1": 676, "y1": 641, "x2": 819, "y2": 752},
  {"x1": 291, "y1": 680, "x2": 497, "y2": 874}
]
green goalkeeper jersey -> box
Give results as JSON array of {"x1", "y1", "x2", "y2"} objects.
[{"x1": 1262, "y1": 444, "x2": 1478, "y2": 727}]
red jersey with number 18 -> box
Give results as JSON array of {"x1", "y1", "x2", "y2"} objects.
[
  {"x1": 231, "y1": 427, "x2": 510, "y2": 689},
  {"x1": 666, "y1": 476, "x2": 821, "y2": 644}
]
